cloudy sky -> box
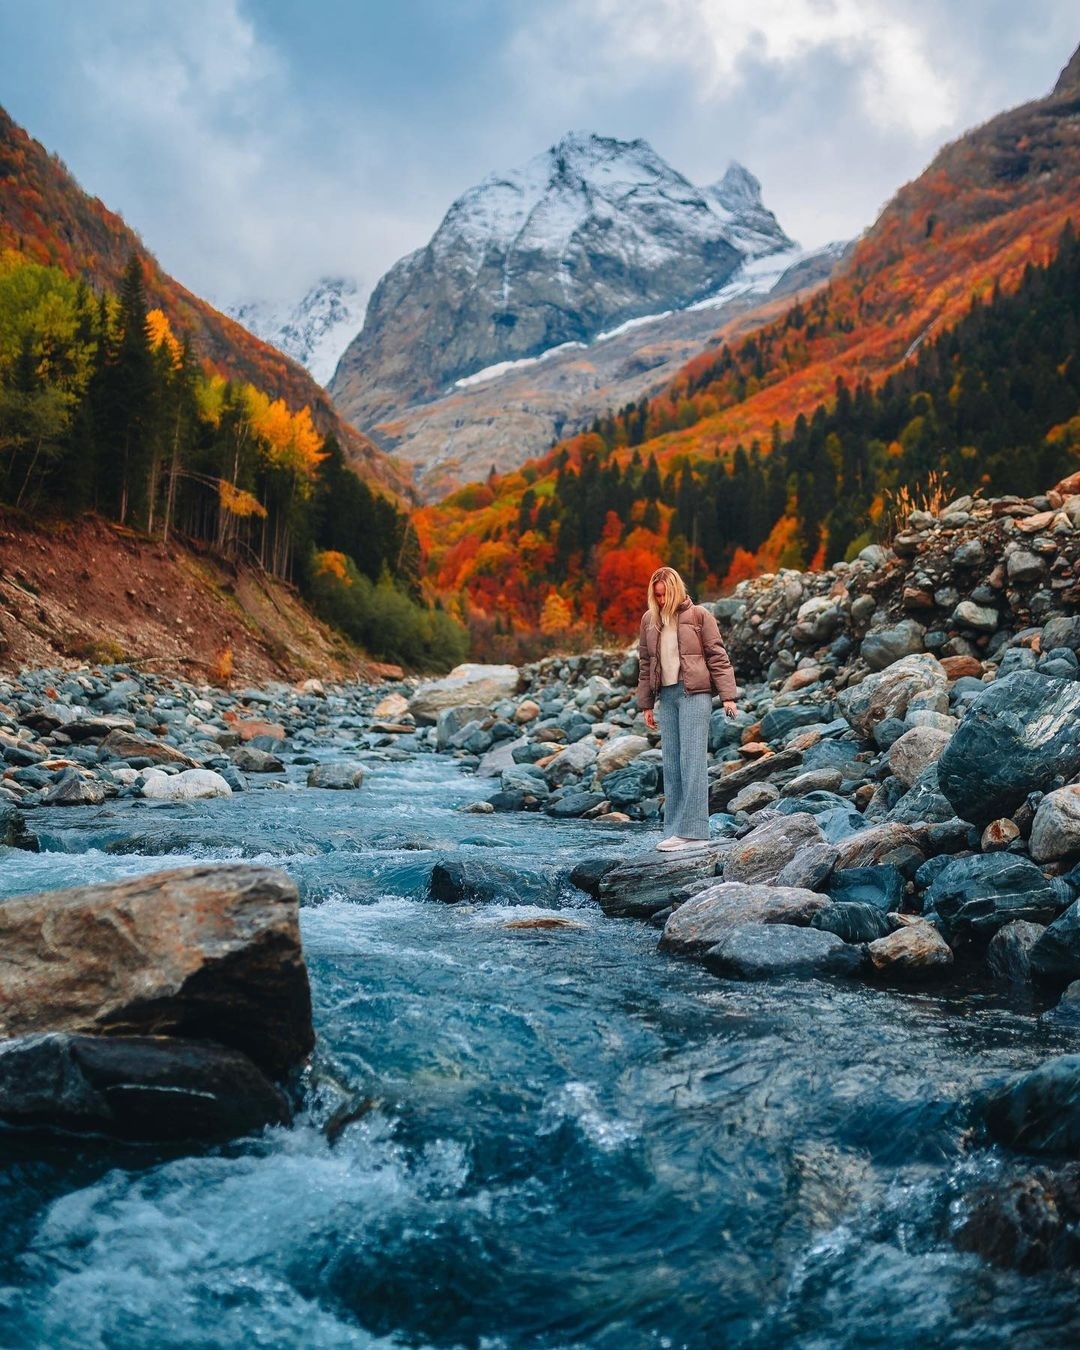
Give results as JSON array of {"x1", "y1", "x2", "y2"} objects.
[{"x1": 0, "y1": 1, "x2": 1075, "y2": 310}]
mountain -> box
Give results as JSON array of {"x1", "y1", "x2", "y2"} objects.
[
  {"x1": 416, "y1": 43, "x2": 1080, "y2": 649},
  {"x1": 227, "y1": 277, "x2": 364, "y2": 387},
  {"x1": 328, "y1": 133, "x2": 794, "y2": 434},
  {"x1": 376, "y1": 241, "x2": 847, "y2": 500},
  {"x1": 0, "y1": 105, "x2": 407, "y2": 497}
]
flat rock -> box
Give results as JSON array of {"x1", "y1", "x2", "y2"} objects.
[
  {"x1": 723, "y1": 812, "x2": 823, "y2": 885},
  {"x1": 0, "y1": 864, "x2": 313, "y2": 1078},
  {"x1": 0, "y1": 1032, "x2": 290, "y2": 1142},
  {"x1": 938, "y1": 672, "x2": 1080, "y2": 825},
  {"x1": 99, "y1": 728, "x2": 194, "y2": 766},
  {"x1": 408, "y1": 664, "x2": 520, "y2": 724},
  {"x1": 659, "y1": 882, "x2": 830, "y2": 955},
  {"x1": 598, "y1": 846, "x2": 725, "y2": 920},
  {"x1": 701, "y1": 923, "x2": 863, "y2": 980}
]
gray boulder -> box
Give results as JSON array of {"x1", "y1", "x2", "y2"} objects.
[
  {"x1": 987, "y1": 920, "x2": 1046, "y2": 984},
  {"x1": 837, "y1": 654, "x2": 947, "y2": 737},
  {"x1": 659, "y1": 882, "x2": 830, "y2": 955},
  {"x1": 598, "y1": 847, "x2": 725, "y2": 920},
  {"x1": 306, "y1": 763, "x2": 365, "y2": 790},
  {"x1": 231, "y1": 745, "x2": 285, "y2": 773},
  {"x1": 1030, "y1": 901, "x2": 1080, "y2": 984},
  {"x1": 702, "y1": 924, "x2": 863, "y2": 980},
  {"x1": 723, "y1": 812, "x2": 823, "y2": 885},
  {"x1": 812, "y1": 902, "x2": 892, "y2": 944},
  {"x1": 860, "y1": 620, "x2": 925, "y2": 671},
  {"x1": 408, "y1": 664, "x2": 520, "y2": 724},
  {"x1": 0, "y1": 1033, "x2": 290, "y2": 1142},
  {"x1": 927, "y1": 853, "x2": 1063, "y2": 940},
  {"x1": 937, "y1": 672, "x2": 1080, "y2": 825},
  {"x1": 600, "y1": 761, "x2": 659, "y2": 808},
  {"x1": 982, "y1": 1055, "x2": 1080, "y2": 1155}
]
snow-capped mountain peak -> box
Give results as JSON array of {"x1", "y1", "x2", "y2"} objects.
[{"x1": 227, "y1": 277, "x2": 364, "y2": 388}]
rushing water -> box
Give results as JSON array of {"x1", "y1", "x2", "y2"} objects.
[{"x1": 1, "y1": 748, "x2": 1079, "y2": 1349}]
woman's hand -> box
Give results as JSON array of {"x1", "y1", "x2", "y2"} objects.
[
  {"x1": 723, "y1": 701, "x2": 738, "y2": 720},
  {"x1": 644, "y1": 709, "x2": 657, "y2": 731}
]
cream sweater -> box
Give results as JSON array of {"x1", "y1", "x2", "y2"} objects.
[{"x1": 659, "y1": 621, "x2": 680, "y2": 686}]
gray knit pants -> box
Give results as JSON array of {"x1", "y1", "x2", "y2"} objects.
[{"x1": 656, "y1": 683, "x2": 711, "y2": 840}]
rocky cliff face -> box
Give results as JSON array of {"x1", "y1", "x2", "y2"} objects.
[{"x1": 329, "y1": 133, "x2": 793, "y2": 433}]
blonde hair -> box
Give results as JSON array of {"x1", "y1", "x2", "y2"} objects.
[{"x1": 646, "y1": 566, "x2": 688, "y2": 629}]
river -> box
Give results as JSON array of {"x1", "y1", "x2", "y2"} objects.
[{"x1": 1, "y1": 748, "x2": 1078, "y2": 1348}]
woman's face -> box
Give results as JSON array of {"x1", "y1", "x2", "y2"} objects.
[{"x1": 653, "y1": 578, "x2": 667, "y2": 607}]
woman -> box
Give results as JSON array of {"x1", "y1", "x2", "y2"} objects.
[{"x1": 637, "y1": 567, "x2": 738, "y2": 851}]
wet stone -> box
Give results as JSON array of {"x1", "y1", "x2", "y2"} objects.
[{"x1": 702, "y1": 924, "x2": 864, "y2": 981}]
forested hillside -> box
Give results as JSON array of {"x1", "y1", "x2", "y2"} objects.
[{"x1": 417, "y1": 47, "x2": 1080, "y2": 656}]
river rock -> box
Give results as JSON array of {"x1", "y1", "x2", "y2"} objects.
[
  {"x1": 0, "y1": 1032, "x2": 290, "y2": 1143},
  {"x1": 435, "y1": 703, "x2": 491, "y2": 750},
  {"x1": 1030, "y1": 901, "x2": 1080, "y2": 983},
  {"x1": 1030, "y1": 786, "x2": 1080, "y2": 863},
  {"x1": 953, "y1": 1165, "x2": 1080, "y2": 1272},
  {"x1": 0, "y1": 864, "x2": 313, "y2": 1078},
  {"x1": 982, "y1": 1055, "x2": 1080, "y2": 1155},
  {"x1": 982, "y1": 819, "x2": 1021, "y2": 851},
  {"x1": 140, "y1": 768, "x2": 234, "y2": 801},
  {"x1": 306, "y1": 763, "x2": 365, "y2": 790},
  {"x1": 371, "y1": 692, "x2": 410, "y2": 721},
  {"x1": 408, "y1": 664, "x2": 520, "y2": 724},
  {"x1": 428, "y1": 858, "x2": 555, "y2": 906},
  {"x1": 708, "y1": 749, "x2": 802, "y2": 811},
  {"x1": 886, "y1": 726, "x2": 952, "y2": 788},
  {"x1": 827, "y1": 865, "x2": 906, "y2": 911},
  {"x1": 866, "y1": 921, "x2": 954, "y2": 974},
  {"x1": 600, "y1": 761, "x2": 659, "y2": 808},
  {"x1": 937, "y1": 672, "x2": 1080, "y2": 825},
  {"x1": 728, "y1": 782, "x2": 779, "y2": 813},
  {"x1": 702, "y1": 924, "x2": 863, "y2": 980},
  {"x1": 595, "y1": 734, "x2": 650, "y2": 777},
  {"x1": 41, "y1": 770, "x2": 107, "y2": 806},
  {"x1": 987, "y1": 920, "x2": 1046, "y2": 983},
  {"x1": 99, "y1": 728, "x2": 194, "y2": 766},
  {"x1": 544, "y1": 790, "x2": 607, "y2": 818},
  {"x1": 774, "y1": 842, "x2": 839, "y2": 890},
  {"x1": 833, "y1": 823, "x2": 922, "y2": 871},
  {"x1": 1043, "y1": 981, "x2": 1080, "y2": 1028},
  {"x1": 860, "y1": 620, "x2": 926, "y2": 671},
  {"x1": 0, "y1": 802, "x2": 38, "y2": 851},
  {"x1": 723, "y1": 812, "x2": 823, "y2": 885},
  {"x1": 885, "y1": 764, "x2": 957, "y2": 825},
  {"x1": 543, "y1": 741, "x2": 598, "y2": 786},
  {"x1": 927, "y1": 854, "x2": 1063, "y2": 940},
  {"x1": 836, "y1": 654, "x2": 947, "y2": 737},
  {"x1": 231, "y1": 745, "x2": 285, "y2": 773},
  {"x1": 659, "y1": 882, "x2": 830, "y2": 955},
  {"x1": 811, "y1": 901, "x2": 892, "y2": 944},
  {"x1": 597, "y1": 847, "x2": 725, "y2": 920},
  {"x1": 568, "y1": 856, "x2": 621, "y2": 900}
]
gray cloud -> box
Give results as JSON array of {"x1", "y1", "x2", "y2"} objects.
[{"x1": 0, "y1": 0, "x2": 1074, "y2": 308}]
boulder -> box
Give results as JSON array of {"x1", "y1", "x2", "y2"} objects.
[
  {"x1": 833, "y1": 823, "x2": 922, "y2": 871},
  {"x1": 598, "y1": 847, "x2": 725, "y2": 920},
  {"x1": 0, "y1": 802, "x2": 38, "y2": 851},
  {"x1": 408, "y1": 664, "x2": 520, "y2": 724},
  {"x1": 1030, "y1": 901, "x2": 1080, "y2": 984},
  {"x1": 306, "y1": 763, "x2": 365, "y2": 790},
  {"x1": 371, "y1": 692, "x2": 410, "y2": 721},
  {"x1": 708, "y1": 749, "x2": 802, "y2": 811},
  {"x1": 544, "y1": 791, "x2": 608, "y2": 818},
  {"x1": 836, "y1": 654, "x2": 947, "y2": 737},
  {"x1": 927, "y1": 854, "x2": 1063, "y2": 940},
  {"x1": 885, "y1": 764, "x2": 958, "y2": 825},
  {"x1": 0, "y1": 865, "x2": 313, "y2": 1078},
  {"x1": 41, "y1": 771, "x2": 106, "y2": 806},
  {"x1": 811, "y1": 901, "x2": 892, "y2": 944},
  {"x1": 140, "y1": 768, "x2": 233, "y2": 801},
  {"x1": 982, "y1": 1055, "x2": 1080, "y2": 1155},
  {"x1": 987, "y1": 920, "x2": 1046, "y2": 983},
  {"x1": 435, "y1": 703, "x2": 491, "y2": 751},
  {"x1": 827, "y1": 865, "x2": 906, "y2": 911},
  {"x1": 99, "y1": 728, "x2": 194, "y2": 766},
  {"x1": 938, "y1": 672, "x2": 1080, "y2": 825},
  {"x1": 600, "y1": 761, "x2": 659, "y2": 808},
  {"x1": 231, "y1": 746, "x2": 285, "y2": 773},
  {"x1": 659, "y1": 882, "x2": 830, "y2": 955},
  {"x1": 886, "y1": 726, "x2": 952, "y2": 788},
  {"x1": 774, "y1": 842, "x2": 839, "y2": 890},
  {"x1": 595, "y1": 734, "x2": 650, "y2": 777},
  {"x1": 867, "y1": 921, "x2": 954, "y2": 974},
  {"x1": 953, "y1": 1165, "x2": 1080, "y2": 1273},
  {"x1": 543, "y1": 741, "x2": 598, "y2": 786},
  {"x1": 428, "y1": 858, "x2": 555, "y2": 906},
  {"x1": 859, "y1": 621, "x2": 926, "y2": 671},
  {"x1": 723, "y1": 812, "x2": 823, "y2": 885},
  {"x1": 1030, "y1": 786, "x2": 1080, "y2": 863},
  {"x1": 0, "y1": 1033, "x2": 290, "y2": 1142},
  {"x1": 702, "y1": 924, "x2": 863, "y2": 980}
]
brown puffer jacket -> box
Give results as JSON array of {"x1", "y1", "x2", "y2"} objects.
[{"x1": 636, "y1": 600, "x2": 737, "y2": 710}]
